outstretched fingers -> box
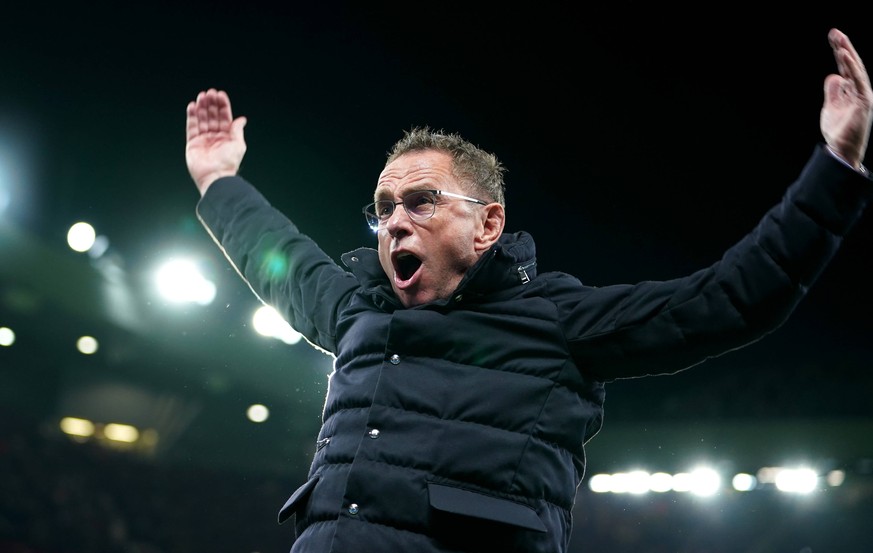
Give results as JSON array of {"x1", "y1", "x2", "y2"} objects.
[
  {"x1": 205, "y1": 89, "x2": 226, "y2": 134},
  {"x1": 185, "y1": 98, "x2": 200, "y2": 143},
  {"x1": 185, "y1": 89, "x2": 235, "y2": 142},
  {"x1": 830, "y1": 29, "x2": 872, "y2": 99}
]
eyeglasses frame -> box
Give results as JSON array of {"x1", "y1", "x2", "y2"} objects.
[{"x1": 362, "y1": 189, "x2": 489, "y2": 231}]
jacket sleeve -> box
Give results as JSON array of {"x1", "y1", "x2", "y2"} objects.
[
  {"x1": 562, "y1": 144, "x2": 873, "y2": 381},
  {"x1": 195, "y1": 176, "x2": 359, "y2": 355}
]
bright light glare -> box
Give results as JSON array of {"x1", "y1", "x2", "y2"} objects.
[
  {"x1": 252, "y1": 305, "x2": 302, "y2": 344},
  {"x1": 588, "y1": 473, "x2": 612, "y2": 493},
  {"x1": 587, "y1": 466, "x2": 831, "y2": 496},
  {"x1": 608, "y1": 473, "x2": 631, "y2": 493},
  {"x1": 689, "y1": 467, "x2": 721, "y2": 497},
  {"x1": 76, "y1": 336, "x2": 99, "y2": 354},
  {"x1": 60, "y1": 417, "x2": 95, "y2": 437},
  {"x1": 0, "y1": 327, "x2": 15, "y2": 346},
  {"x1": 649, "y1": 472, "x2": 673, "y2": 493},
  {"x1": 757, "y1": 466, "x2": 778, "y2": 484},
  {"x1": 104, "y1": 423, "x2": 139, "y2": 443},
  {"x1": 87, "y1": 234, "x2": 110, "y2": 259},
  {"x1": 774, "y1": 468, "x2": 818, "y2": 494},
  {"x1": 0, "y1": 145, "x2": 10, "y2": 215},
  {"x1": 247, "y1": 404, "x2": 270, "y2": 423},
  {"x1": 671, "y1": 472, "x2": 693, "y2": 493},
  {"x1": 827, "y1": 470, "x2": 846, "y2": 487},
  {"x1": 0, "y1": 125, "x2": 39, "y2": 223},
  {"x1": 155, "y1": 258, "x2": 217, "y2": 305},
  {"x1": 67, "y1": 221, "x2": 97, "y2": 253},
  {"x1": 626, "y1": 470, "x2": 651, "y2": 494},
  {"x1": 732, "y1": 473, "x2": 757, "y2": 491},
  {"x1": 588, "y1": 471, "x2": 654, "y2": 494}
]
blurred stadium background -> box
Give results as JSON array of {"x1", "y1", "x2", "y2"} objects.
[{"x1": 1, "y1": 3, "x2": 872, "y2": 552}]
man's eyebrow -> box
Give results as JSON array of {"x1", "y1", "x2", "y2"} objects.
[
  {"x1": 373, "y1": 186, "x2": 393, "y2": 201},
  {"x1": 374, "y1": 185, "x2": 432, "y2": 201}
]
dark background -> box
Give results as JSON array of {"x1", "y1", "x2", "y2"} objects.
[{"x1": 1, "y1": 3, "x2": 872, "y2": 552}]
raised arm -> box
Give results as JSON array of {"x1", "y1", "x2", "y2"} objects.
[
  {"x1": 821, "y1": 29, "x2": 873, "y2": 171},
  {"x1": 185, "y1": 88, "x2": 248, "y2": 196}
]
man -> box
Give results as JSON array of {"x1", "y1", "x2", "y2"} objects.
[{"x1": 184, "y1": 29, "x2": 872, "y2": 553}]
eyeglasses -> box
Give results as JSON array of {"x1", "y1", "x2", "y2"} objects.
[{"x1": 362, "y1": 189, "x2": 488, "y2": 231}]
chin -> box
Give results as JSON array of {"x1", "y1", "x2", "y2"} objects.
[
  {"x1": 399, "y1": 295, "x2": 423, "y2": 308},
  {"x1": 396, "y1": 289, "x2": 429, "y2": 308}
]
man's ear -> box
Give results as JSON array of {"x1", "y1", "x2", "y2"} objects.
[{"x1": 475, "y1": 203, "x2": 506, "y2": 251}]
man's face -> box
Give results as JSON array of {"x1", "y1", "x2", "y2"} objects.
[{"x1": 373, "y1": 150, "x2": 491, "y2": 307}]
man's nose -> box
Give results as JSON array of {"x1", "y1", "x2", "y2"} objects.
[{"x1": 385, "y1": 205, "x2": 412, "y2": 236}]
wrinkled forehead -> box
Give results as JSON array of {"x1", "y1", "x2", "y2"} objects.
[{"x1": 374, "y1": 151, "x2": 458, "y2": 199}]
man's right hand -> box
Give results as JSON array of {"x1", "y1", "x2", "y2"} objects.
[
  {"x1": 821, "y1": 29, "x2": 873, "y2": 171},
  {"x1": 185, "y1": 88, "x2": 248, "y2": 196}
]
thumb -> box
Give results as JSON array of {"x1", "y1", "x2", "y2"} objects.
[
  {"x1": 823, "y1": 74, "x2": 844, "y2": 105},
  {"x1": 231, "y1": 116, "x2": 248, "y2": 140}
]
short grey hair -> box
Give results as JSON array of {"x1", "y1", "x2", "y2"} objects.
[{"x1": 386, "y1": 126, "x2": 506, "y2": 206}]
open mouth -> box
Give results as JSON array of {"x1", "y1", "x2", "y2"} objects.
[{"x1": 395, "y1": 252, "x2": 422, "y2": 282}]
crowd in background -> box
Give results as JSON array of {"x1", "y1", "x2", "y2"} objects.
[
  {"x1": 2, "y1": 406, "x2": 872, "y2": 553},
  {"x1": 0, "y1": 410, "x2": 293, "y2": 553}
]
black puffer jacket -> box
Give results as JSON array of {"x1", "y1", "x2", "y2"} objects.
[{"x1": 196, "y1": 145, "x2": 871, "y2": 553}]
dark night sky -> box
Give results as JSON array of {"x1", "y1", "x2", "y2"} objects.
[{"x1": 1, "y1": 3, "x2": 872, "y2": 475}]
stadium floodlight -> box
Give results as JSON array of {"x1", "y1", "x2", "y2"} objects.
[
  {"x1": 732, "y1": 473, "x2": 758, "y2": 492},
  {"x1": 154, "y1": 257, "x2": 217, "y2": 305},
  {"x1": 0, "y1": 327, "x2": 15, "y2": 346},
  {"x1": 67, "y1": 221, "x2": 96, "y2": 253},
  {"x1": 774, "y1": 467, "x2": 818, "y2": 494},
  {"x1": 76, "y1": 336, "x2": 99, "y2": 355},
  {"x1": 247, "y1": 403, "x2": 270, "y2": 423},
  {"x1": 688, "y1": 467, "x2": 721, "y2": 497},
  {"x1": 252, "y1": 305, "x2": 302, "y2": 345}
]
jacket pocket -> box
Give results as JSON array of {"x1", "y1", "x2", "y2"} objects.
[
  {"x1": 277, "y1": 474, "x2": 321, "y2": 524},
  {"x1": 427, "y1": 482, "x2": 546, "y2": 532}
]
